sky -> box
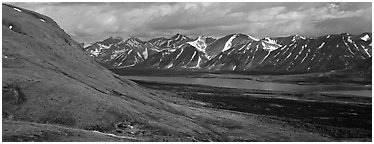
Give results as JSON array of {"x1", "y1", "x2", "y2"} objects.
[{"x1": 9, "y1": 2, "x2": 372, "y2": 43}]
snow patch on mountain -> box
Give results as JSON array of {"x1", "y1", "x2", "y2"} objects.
[
  {"x1": 222, "y1": 34, "x2": 237, "y2": 52},
  {"x1": 89, "y1": 49, "x2": 100, "y2": 57},
  {"x1": 13, "y1": 7, "x2": 21, "y2": 12},
  {"x1": 317, "y1": 42, "x2": 325, "y2": 49},
  {"x1": 347, "y1": 36, "x2": 353, "y2": 43},
  {"x1": 190, "y1": 56, "x2": 202, "y2": 69},
  {"x1": 143, "y1": 48, "x2": 148, "y2": 59},
  {"x1": 261, "y1": 42, "x2": 280, "y2": 52},
  {"x1": 136, "y1": 51, "x2": 142, "y2": 58},
  {"x1": 247, "y1": 34, "x2": 260, "y2": 41},
  {"x1": 175, "y1": 48, "x2": 184, "y2": 60},
  {"x1": 342, "y1": 38, "x2": 356, "y2": 55},
  {"x1": 260, "y1": 52, "x2": 271, "y2": 64},
  {"x1": 181, "y1": 36, "x2": 188, "y2": 40},
  {"x1": 285, "y1": 52, "x2": 292, "y2": 60},
  {"x1": 363, "y1": 47, "x2": 371, "y2": 57},
  {"x1": 89, "y1": 43, "x2": 113, "y2": 57},
  {"x1": 232, "y1": 65, "x2": 237, "y2": 70},
  {"x1": 166, "y1": 62, "x2": 173, "y2": 68},
  {"x1": 120, "y1": 63, "x2": 136, "y2": 68},
  {"x1": 110, "y1": 49, "x2": 128, "y2": 60},
  {"x1": 299, "y1": 35, "x2": 307, "y2": 40},
  {"x1": 361, "y1": 34, "x2": 370, "y2": 41},
  {"x1": 175, "y1": 34, "x2": 181, "y2": 40},
  {"x1": 261, "y1": 40, "x2": 282, "y2": 52},
  {"x1": 292, "y1": 35, "x2": 307, "y2": 41},
  {"x1": 115, "y1": 61, "x2": 122, "y2": 66},
  {"x1": 124, "y1": 38, "x2": 142, "y2": 47},
  {"x1": 264, "y1": 37, "x2": 277, "y2": 44},
  {"x1": 187, "y1": 36, "x2": 207, "y2": 52},
  {"x1": 84, "y1": 43, "x2": 92, "y2": 48},
  {"x1": 173, "y1": 33, "x2": 187, "y2": 41}
]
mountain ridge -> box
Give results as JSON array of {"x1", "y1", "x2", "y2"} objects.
[{"x1": 85, "y1": 32, "x2": 372, "y2": 74}]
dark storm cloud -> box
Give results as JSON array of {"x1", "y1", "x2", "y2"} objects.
[{"x1": 9, "y1": 2, "x2": 372, "y2": 43}]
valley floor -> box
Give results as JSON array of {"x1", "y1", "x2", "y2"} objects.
[
  {"x1": 133, "y1": 80, "x2": 372, "y2": 141},
  {"x1": 111, "y1": 68, "x2": 372, "y2": 85},
  {"x1": 3, "y1": 73, "x2": 371, "y2": 142}
]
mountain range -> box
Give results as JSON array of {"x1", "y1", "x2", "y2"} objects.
[
  {"x1": 84, "y1": 32, "x2": 372, "y2": 74},
  {"x1": 3, "y1": 3, "x2": 371, "y2": 142}
]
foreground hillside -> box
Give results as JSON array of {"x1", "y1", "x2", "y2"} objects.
[{"x1": 2, "y1": 4, "x2": 342, "y2": 142}]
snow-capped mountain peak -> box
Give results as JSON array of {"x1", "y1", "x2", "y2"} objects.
[
  {"x1": 263, "y1": 37, "x2": 279, "y2": 45},
  {"x1": 83, "y1": 43, "x2": 92, "y2": 48},
  {"x1": 171, "y1": 33, "x2": 188, "y2": 41},
  {"x1": 187, "y1": 36, "x2": 207, "y2": 52},
  {"x1": 261, "y1": 39, "x2": 282, "y2": 52},
  {"x1": 292, "y1": 35, "x2": 307, "y2": 41},
  {"x1": 246, "y1": 34, "x2": 260, "y2": 41},
  {"x1": 123, "y1": 37, "x2": 143, "y2": 47}
]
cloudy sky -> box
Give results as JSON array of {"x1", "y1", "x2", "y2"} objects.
[{"x1": 10, "y1": 2, "x2": 372, "y2": 43}]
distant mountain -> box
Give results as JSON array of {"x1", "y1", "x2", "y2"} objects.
[
  {"x1": 84, "y1": 34, "x2": 193, "y2": 68},
  {"x1": 203, "y1": 33, "x2": 371, "y2": 73},
  {"x1": 148, "y1": 33, "x2": 191, "y2": 49},
  {"x1": 85, "y1": 32, "x2": 371, "y2": 74},
  {"x1": 204, "y1": 33, "x2": 259, "y2": 58},
  {"x1": 135, "y1": 36, "x2": 204, "y2": 69}
]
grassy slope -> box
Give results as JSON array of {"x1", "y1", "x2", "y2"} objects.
[
  {"x1": 2, "y1": 4, "x2": 219, "y2": 141},
  {"x1": 2, "y1": 120, "x2": 139, "y2": 142}
]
